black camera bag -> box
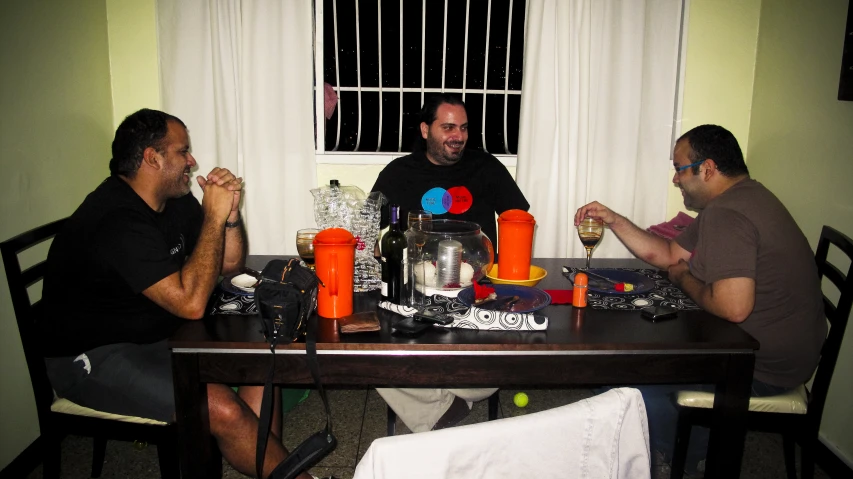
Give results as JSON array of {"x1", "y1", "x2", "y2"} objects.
[
  {"x1": 253, "y1": 259, "x2": 336, "y2": 479},
  {"x1": 255, "y1": 258, "x2": 318, "y2": 345}
]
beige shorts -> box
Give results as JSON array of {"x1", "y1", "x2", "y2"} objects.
[{"x1": 376, "y1": 387, "x2": 498, "y2": 432}]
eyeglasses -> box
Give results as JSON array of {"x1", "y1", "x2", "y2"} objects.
[{"x1": 675, "y1": 159, "x2": 705, "y2": 173}]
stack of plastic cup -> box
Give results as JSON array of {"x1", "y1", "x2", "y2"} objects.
[{"x1": 436, "y1": 239, "x2": 463, "y2": 288}]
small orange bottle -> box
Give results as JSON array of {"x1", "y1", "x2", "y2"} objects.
[{"x1": 572, "y1": 272, "x2": 588, "y2": 308}]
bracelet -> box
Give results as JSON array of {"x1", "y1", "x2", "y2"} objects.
[{"x1": 225, "y1": 213, "x2": 242, "y2": 228}]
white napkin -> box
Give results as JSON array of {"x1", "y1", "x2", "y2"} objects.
[
  {"x1": 379, "y1": 301, "x2": 548, "y2": 331},
  {"x1": 229, "y1": 273, "x2": 258, "y2": 293}
]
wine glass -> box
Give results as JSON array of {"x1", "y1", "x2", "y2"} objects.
[
  {"x1": 407, "y1": 211, "x2": 432, "y2": 308},
  {"x1": 407, "y1": 209, "x2": 433, "y2": 231},
  {"x1": 577, "y1": 217, "x2": 604, "y2": 269},
  {"x1": 296, "y1": 228, "x2": 320, "y2": 271}
]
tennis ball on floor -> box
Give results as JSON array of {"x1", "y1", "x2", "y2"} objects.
[{"x1": 513, "y1": 392, "x2": 529, "y2": 408}]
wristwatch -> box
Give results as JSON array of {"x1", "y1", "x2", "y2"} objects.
[{"x1": 225, "y1": 213, "x2": 242, "y2": 228}]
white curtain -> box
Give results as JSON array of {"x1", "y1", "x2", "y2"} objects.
[
  {"x1": 156, "y1": 0, "x2": 316, "y2": 255},
  {"x1": 517, "y1": 0, "x2": 684, "y2": 259}
]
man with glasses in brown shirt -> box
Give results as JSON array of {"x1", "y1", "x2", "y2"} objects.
[{"x1": 575, "y1": 124, "x2": 826, "y2": 475}]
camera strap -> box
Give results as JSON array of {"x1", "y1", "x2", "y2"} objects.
[
  {"x1": 255, "y1": 260, "x2": 336, "y2": 479},
  {"x1": 256, "y1": 326, "x2": 337, "y2": 479}
]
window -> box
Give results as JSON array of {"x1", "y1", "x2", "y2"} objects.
[{"x1": 314, "y1": 0, "x2": 527, "y2": 162}]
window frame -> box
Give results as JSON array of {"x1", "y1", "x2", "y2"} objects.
[{"x1": 313, "y1": 0, "x2": 521, "y2": 168}]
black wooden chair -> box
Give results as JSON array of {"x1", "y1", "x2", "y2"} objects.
[
  {"x1": 670, "y1": 225, "x2": 853, "y2": 479},
  {"x1": 1, "y1": 218, "x2": 179, "y2": 478}
]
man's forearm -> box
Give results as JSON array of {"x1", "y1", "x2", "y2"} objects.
[
  {"x1": 175, "y1": 214, "x2": 227, "y2": 316},
  {"x1": 608, "y1": 215, "x2": 676, "y2": 269},
  {"x1": 222, "y1": 211, "x2": 246, "y2": 275},
  {"x1": 670, "y1": 269, "x2": 754, "y2": 323},
  {"x1": 672, "y1": 271, "x2": 715, "y2": 314}
]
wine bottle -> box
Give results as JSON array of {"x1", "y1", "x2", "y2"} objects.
[{"x1": 381, "y1": 205, "x2": 407, "y2": 303}]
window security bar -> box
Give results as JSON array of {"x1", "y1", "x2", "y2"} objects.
[{"x1": 317, "y1": 0, "x2": 525, "y2": 155}]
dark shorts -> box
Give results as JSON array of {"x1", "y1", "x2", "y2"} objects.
[{"x1": 45, "y1": 340, "x2": 175, "y2": 422}]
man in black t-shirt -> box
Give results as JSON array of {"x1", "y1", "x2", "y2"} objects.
[
  {"x1": 41, "y1": 109, "x2": 313, "y2": 479},
  {"x1": 371, "y1": 95, "x2": 530, "y2": 433},
  {"x1": 371, "y1": 94, "x2": 529, "y2": 248}
]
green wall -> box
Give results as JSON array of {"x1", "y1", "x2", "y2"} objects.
[
  {"x1": 669, "y1": 0, "x2": 762, "y2": 218},
  {"x1": 746, "y1": 0, "x2": 853, "y2": 459},
  {"x1": 106, "y1": 0, "x2": 161, "y2": 126},
  {"x1": 0, "y1": 0, "x2": 114, "y2": 468}
]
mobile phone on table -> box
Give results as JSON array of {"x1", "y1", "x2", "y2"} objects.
[
  {"x1": 641, "y1": 305, "x2": 678, "y2": 322},
  {"x1": 413, "y1": 309, "x2": 455, "y2": 325},
  {"x1": 392, "y1": 317, "x2": 432, "y2": 336}
]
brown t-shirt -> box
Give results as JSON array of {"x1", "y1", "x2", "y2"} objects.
[{"x1": 675, "y1": 179, "x2": 825, "y2": 388}]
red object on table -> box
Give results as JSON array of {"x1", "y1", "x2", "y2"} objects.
[
  {"x1": 472, "y1": 281, "x2": 496, "y2": 300},
  {"x1": 544, "y1": 289, "x2": 573, "y2": 305}
]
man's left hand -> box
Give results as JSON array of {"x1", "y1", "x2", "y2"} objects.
[
  {"x1": 197, "y1": 168, "x2": 243, "y2": 216},
  {"x1": 667, "y1": 259, "x2": 691, "y2": 287}
]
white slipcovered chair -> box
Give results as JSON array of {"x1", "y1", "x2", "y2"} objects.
[{"x1": 355, "y1": 387, "x2": 650, "y2": 479}]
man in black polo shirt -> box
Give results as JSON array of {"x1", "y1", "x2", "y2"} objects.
[{"x1": 41, "y1": 109, "x2": 313, "y2": 479}]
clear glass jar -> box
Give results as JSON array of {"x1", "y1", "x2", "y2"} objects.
[{"x1": 405, "y1": 220, "x2": 494, "y2": 307}]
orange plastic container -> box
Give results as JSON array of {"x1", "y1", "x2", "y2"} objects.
[
  {"x1": 314, "y1": 228, "x2": 357, "y2": 318},
  {"x1": 497, "y1": 209, "x2": 536, "y2": 280},
  {"x1": 572, "y1": 272, "x2": 588, "y2": 308}
]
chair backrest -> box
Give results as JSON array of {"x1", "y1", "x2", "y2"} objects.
[
  {"x1": 1, "y1": 218, "x2": 68, "y2": 423},
  {"x1": 354, "y1": 388, "x2": 650, "y2": 479},
  {"x1": 808, "y1": 225, "x2": 853, "y2": 426}
]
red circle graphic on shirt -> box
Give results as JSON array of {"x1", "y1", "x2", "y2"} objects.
[{"x1": 446, "y1": 186, "x2": 473, "y2": 214}]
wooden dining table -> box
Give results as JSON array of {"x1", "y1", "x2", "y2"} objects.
[{"x1": 170, "y1": 257, "x2": 758, "y2": 479}]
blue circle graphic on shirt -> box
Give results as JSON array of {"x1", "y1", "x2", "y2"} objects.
[{"x1": 422, "y1": 187, "x2": 451, "y2": 215}]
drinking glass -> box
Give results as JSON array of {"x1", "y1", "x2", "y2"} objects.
[
  {"x1": 407, "y1": 210, "x2": 433, "y2": 231},
  {"x1": 577, "y1": 217, "x2": 604, "y2": 269},
  {"x1": 296, "y1": 228, "x2": 320, "y2": 271},
  {"x1": 406, "y1": 211, "x2": 432, "y2": 309}
]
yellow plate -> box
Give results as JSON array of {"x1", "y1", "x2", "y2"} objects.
[{"x1": 485, "y1": 265, "x2": 547, "y2": 287}]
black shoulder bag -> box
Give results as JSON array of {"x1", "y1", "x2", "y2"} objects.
[{"x1": 254, "y1": 258, "x2": 337, "y2": 479}]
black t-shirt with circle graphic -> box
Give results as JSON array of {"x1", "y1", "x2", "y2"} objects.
[{"x1": 371, "y1": 149, "x2": 529, "y2": 250}]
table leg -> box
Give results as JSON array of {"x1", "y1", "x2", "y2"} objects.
[
  {"x1": 705, "y1": 352, "x2": 754, "y2": 479},
  {"x1": 173, "y1": 352, "x2": 222, "y2": 479}
]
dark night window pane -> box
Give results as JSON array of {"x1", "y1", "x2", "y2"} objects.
[
  {"x1": 461, "y1": 93, "x2": 484, "y2": 152},
  {"x1": 321, "y1": 0, "x2": 526, "y2": 154}
]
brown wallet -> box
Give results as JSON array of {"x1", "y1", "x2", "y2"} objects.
[{"x1": 339, "y1": 311, "x2": 381, "y2": 333}]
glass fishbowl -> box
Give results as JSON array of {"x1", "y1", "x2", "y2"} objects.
[{"x1": 405, "y1": 220, "x2": 494, "y2": 307}]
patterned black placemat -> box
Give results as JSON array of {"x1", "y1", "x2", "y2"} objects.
[
  {"x1": 209, "y1": 290, "x2": 257, "y2": 315},
  {"x1": 562, "y1": 267, "x2": 700, "y2": 311},
  {"x1": 208, "y1": 288, "x2": 319, "y2": 316}
]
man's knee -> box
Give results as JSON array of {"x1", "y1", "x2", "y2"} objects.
[{"x1": 207, "y1": 384, "x2": 250, "y2": 434}]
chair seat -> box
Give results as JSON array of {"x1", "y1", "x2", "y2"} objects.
[
  {"x1": 51, "y1": 398, "x2": 169, "y2": 425},
  {"x1": 675, "y1": 384, "x2": 808, "y2": 414},
  {"x1": 670, "y1": 226, "x2": 852, "y2": 479}
]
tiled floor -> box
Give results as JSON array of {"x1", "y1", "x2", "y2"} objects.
[{"x1": 26, "y1": 388, "x2": 830, "y2": 479}]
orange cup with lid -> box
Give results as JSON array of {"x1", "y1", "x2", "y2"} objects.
[
  {"x1": 572, "y1": 272, "x2": 588, "y2": 308},
  {"x1": 314, "y1": 228, "x2": 357, "y2": 318},
  {"x1": 497, "y1": 209, "x2": 536, "y2": 280}
]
